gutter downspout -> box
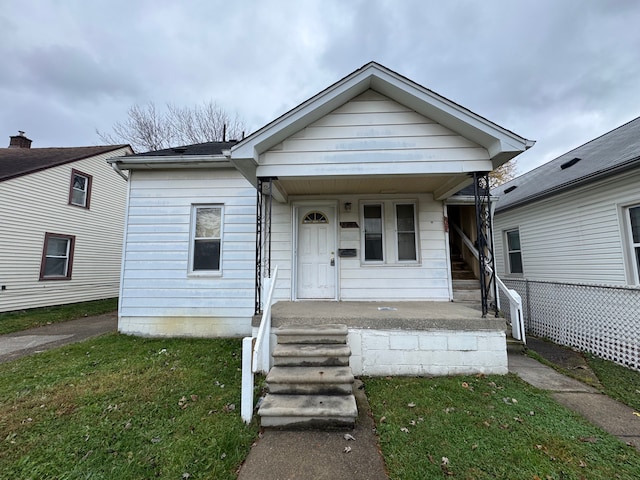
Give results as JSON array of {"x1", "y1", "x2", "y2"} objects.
[{"x1": 111, "y1": 162, "x2": 128, "y2": 181}]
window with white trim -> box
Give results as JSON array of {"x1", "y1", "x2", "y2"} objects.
[
  {"x1": 40, "y1": 233, "x2": 75, "y2": 280},
  {"x1": 395, "y1": 203, "x2": 417, "y2": 261},
  {"x1": 363, "y1": 204, "x2": 384, "y2": 262},
  {"x1": 627, "y1": 204, "x2": 640, "y2": 284},
  {"x1": 190, "y1": 205, "x2": 223, "y2": 273},
  {"x1": 69, "y1": 169, "x2": 92, "y2": 208},
  {"x1": 505, "y1": 228, "x2": 523, "y2": 274},
  {"x1": 361, "y1": 201, "x2": 419, "y2": 264}
]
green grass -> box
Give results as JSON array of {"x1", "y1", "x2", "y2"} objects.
[
  {"x1": 587, "y1": 355, "x2": 640, "y2": 412},
  {"x1": 0, "y1": 298, "x2": 118, "y2": 335},
  {"x1": 365, "y1": 374, "x2": 640, "y2": 479},
  {"x1": 0, "y1": 334, "x2": 259, "y2": 479}
]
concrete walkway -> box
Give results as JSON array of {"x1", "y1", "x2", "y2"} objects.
[
  {"x1": 509, "y1": 351, "x2": 640, "y2": 450},
  {"x1": 0, "y1": 313, "x2": 117, "y2": 363}
]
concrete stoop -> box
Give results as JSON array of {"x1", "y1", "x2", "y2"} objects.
[{"x1": 258, "y1": 324, "x2": 358, "y2": 429}]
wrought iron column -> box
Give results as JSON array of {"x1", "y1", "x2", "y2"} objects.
[
  {"x1": 254, "y1": 177, "x2": 274, "y2": 315},
  {"x1": 473, "y1": 172, "x2": 499, "y2": 318}
]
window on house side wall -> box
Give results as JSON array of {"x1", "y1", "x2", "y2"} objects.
[
  {"x1": 363, "y1": 204, "x2": 384, "y2": 262},
  {"x1": 69, "y1": 169, "x2": 92, "y2": 208},
  {"x1": 40, "y1": 233, "x2": 75, "y2": 280},
  {"x1": 191, "y1": 205, "x2": 223, "y2": 273},
  {"x1": 628, "y1": 205, "x2": 640, "y2": 284},
  {"x1": 396, "y1": 203, "x2": 417, "y2": 261},
  {"x1": 505, "y1": 229, "x2": 523, "y2": 274}
]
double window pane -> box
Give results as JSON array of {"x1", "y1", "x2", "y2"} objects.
[
  {"x1": 630, "y1": 206, "x2": 640, "y2": 281},
  {"x1": 193, "y1": 207, "x2": 222, "y2": 271},
  {"x1": 506, "y1": 229, "x2": 523, "y2": 274},
  {"x1": 71, "y1": 173, "x2": 88, "y2": 207},
  {"x1": 42, "y1": 235, "x2": 72, "y2": 278}
]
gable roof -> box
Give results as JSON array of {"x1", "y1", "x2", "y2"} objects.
[
  {"x1": 0, "y1": 145, "x2": 131, "y2": 182},
  {"x1": 231, "y1": 62, "x2": 534, "y2": 173},
  {"x1": 494, "y1": 116, "x2": 640, "y2": 213}
]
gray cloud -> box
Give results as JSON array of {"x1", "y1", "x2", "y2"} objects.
[{"x1": 0, "y1": 0, "x2": 639, "y2": 171}]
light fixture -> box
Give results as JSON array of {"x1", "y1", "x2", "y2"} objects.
[{"x1": 344, "y1": 202, "x2": 352, "y2": 212}]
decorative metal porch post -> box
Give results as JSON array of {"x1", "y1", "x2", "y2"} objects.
[
  {"x1": 254, "y1": 178, "x2": 273, "y2": 315},
  {"x1": 473, "y1": 172, "x2": 499, "y2": 318}
]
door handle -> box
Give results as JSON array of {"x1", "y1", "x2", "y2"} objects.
[{"x1": 330, "y1": 252, "x2": 335, "y2": 266}]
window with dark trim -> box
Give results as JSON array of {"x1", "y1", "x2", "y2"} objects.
[
  {"x1": 190, "y1": 205, "x2": 223, "y2": 273},
  {"x1": 40, "y1": 233, "x2": 75, "y2": 280},
  {"x1": 505, "y1": 229, "x2": 523, "y2": 274},
  {"x1": 363, "y1": 204, "x2": 384, "y2": 261},
  {"x1": 69, "y1": 169, "x2": 92, "y2": 208}
]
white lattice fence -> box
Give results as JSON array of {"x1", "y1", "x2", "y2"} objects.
[{"x1": 501, "y1": 279, "x2": 640, "y2": 371}]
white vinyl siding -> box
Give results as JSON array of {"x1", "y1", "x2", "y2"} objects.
[
  {"x1": 0, "y1": 147, "x2": 130, "y2": 312},
  {"x1": 269, "y1": 193, "x2": 449, "y2": 302},
  {"x1": 118, "y1": 168, "x2": 256, "y2": 336},
  {"x1": 494, "y1": 168, "x2": 640, "y2": 286},
  {"x1": 257, "y1": 90, "x2": 491, "y2": 178}
]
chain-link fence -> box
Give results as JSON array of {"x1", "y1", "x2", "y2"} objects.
[{"x1": 500, "y1": 279, "x2": 640, "y2": 371}]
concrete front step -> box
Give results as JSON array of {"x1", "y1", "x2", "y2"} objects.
[
  {"x1": 266, "y1": 366, "x2": 355, "y2": 395},
  {"x1": 258, "y1": 394, "x2": 357, "y2": 429},
  {"x1": 453, "y1": 289, "x2": 481, "y2": 302},
  {"x1": 452, "y1": 279, "x2": 480, "y2": 290},
  {"x1": 277, "y1": 324, "x2": 347, "y2": 345},
  {"x1": 273, "y1": 343, "x2": 351, "y2": 366}
]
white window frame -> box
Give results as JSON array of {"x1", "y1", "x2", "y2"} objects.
[
  {"x1": 40, "y1": 233, "x2": 75, "y2": 280},
  {"x1": 625, "y1": 204, "x2": 640, "y2": 285},
  {"x1": 69, "y1": 169, "x2": 92, "y2": 208},
  {"x1": 394, "y1": 202, "x2": 419, "y2": 263},
  {"x1": 189, "y1": 204, "x2": 223, "y2": 276},
  {"x1": 505, "y1": 228, "x2": 523, "y2": 275},
  {"x1": 361, "y1": 202, "x2": 385, "y2": 263}
]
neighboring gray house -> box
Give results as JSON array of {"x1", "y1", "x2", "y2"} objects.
[
  {"x1": 0, "y1": 132, "x2": 133, "y2": 312},
  {"x1": 493, "y1": 117, "x2": 640, "y2": 369}
]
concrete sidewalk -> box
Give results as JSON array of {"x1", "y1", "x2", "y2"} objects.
[
  {"x1": 0, "y1": 312, "x2": 117, "y2": 363},
  {"x1": 509, "y1": 351, "x2": 640, "y2": 450},
  {"x1": 237, "y1": 379, "x2": 388, "y2": 480}
]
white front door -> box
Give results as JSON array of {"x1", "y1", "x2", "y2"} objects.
[{"x1": 296, "y1": 206, "x2": 336, "y2": 299}]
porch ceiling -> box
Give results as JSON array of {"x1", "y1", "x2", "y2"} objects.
[{"x1": 275, "y1": 173, "x2": 472, "y2": 197}]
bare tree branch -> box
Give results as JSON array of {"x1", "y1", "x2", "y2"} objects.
[{"x1": 97, "y1": 100, "x2": 248, "y2": 152}]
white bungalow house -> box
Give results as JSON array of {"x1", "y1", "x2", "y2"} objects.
[
  {"x1": 493, "y1": 116, "x2": 640, "y2": 370},
  {"x1": 0, "y1": 133, "x2": 133, "y2": 312},
  {"x1": 110, "y1": 62, "x2": 533, "y2": 378}
]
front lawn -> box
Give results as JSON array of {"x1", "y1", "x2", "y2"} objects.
[
  {"x1": 0, "y1": 334, "x2": 258, "y2": 479},
  {"x1": 366, "y1": 374, "x2": 640, "y2": 479}
]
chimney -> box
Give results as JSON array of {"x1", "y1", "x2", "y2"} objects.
[{"x1": 9, "y1": 131, "x2": 32, "y2": 148}]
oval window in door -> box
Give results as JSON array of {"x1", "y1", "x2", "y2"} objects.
[{"x1": 302, "y1": 211, "x2": 328, "y2": 224}]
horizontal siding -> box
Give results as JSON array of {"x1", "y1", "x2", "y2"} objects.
[
  {"x1": 119, "y1": 169, "x2": 257, "y2": 320},
  {"x1": 0, "y1": 147, "x2": 130, "y2": 312},
  {"x1": 269, "y1": 193, "x2": 450, "y2": 302},
  {"x1": 259, "y1": 90, "x2": 490, "y2": 177},
  {"x1": 494, "y1": 168, "x2": 640, "y2": 286}
]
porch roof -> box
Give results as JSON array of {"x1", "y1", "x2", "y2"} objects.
[{"x1": 231, "y1": 62, "x2": 534, "y2": 190}]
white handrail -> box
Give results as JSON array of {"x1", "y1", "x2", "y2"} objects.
[
  {"x1": 450, "y1": 223, "x2": 526, "y2": 344},
  {"x1": 241, "y1": 266, "x2": 279, "y2": 424},
  {"x1": 253, "y1": 265, "x2": 279, "y2": 373}
]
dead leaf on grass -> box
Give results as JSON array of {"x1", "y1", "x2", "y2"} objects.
[
  {"x1": 344, "y1": 433, "x2": 355, "y2": 441},
  {"x1": 343, "y1": 446, "x2": 352, "y2": 453}
]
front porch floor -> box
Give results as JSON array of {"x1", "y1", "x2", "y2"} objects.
[{"x1": 256, "y1": 301, "x2": 505, "y2": 332}]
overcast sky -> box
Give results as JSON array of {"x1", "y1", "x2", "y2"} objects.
[{"x1": 2, "y1": 0, "x2": 639, "y2": 173}]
